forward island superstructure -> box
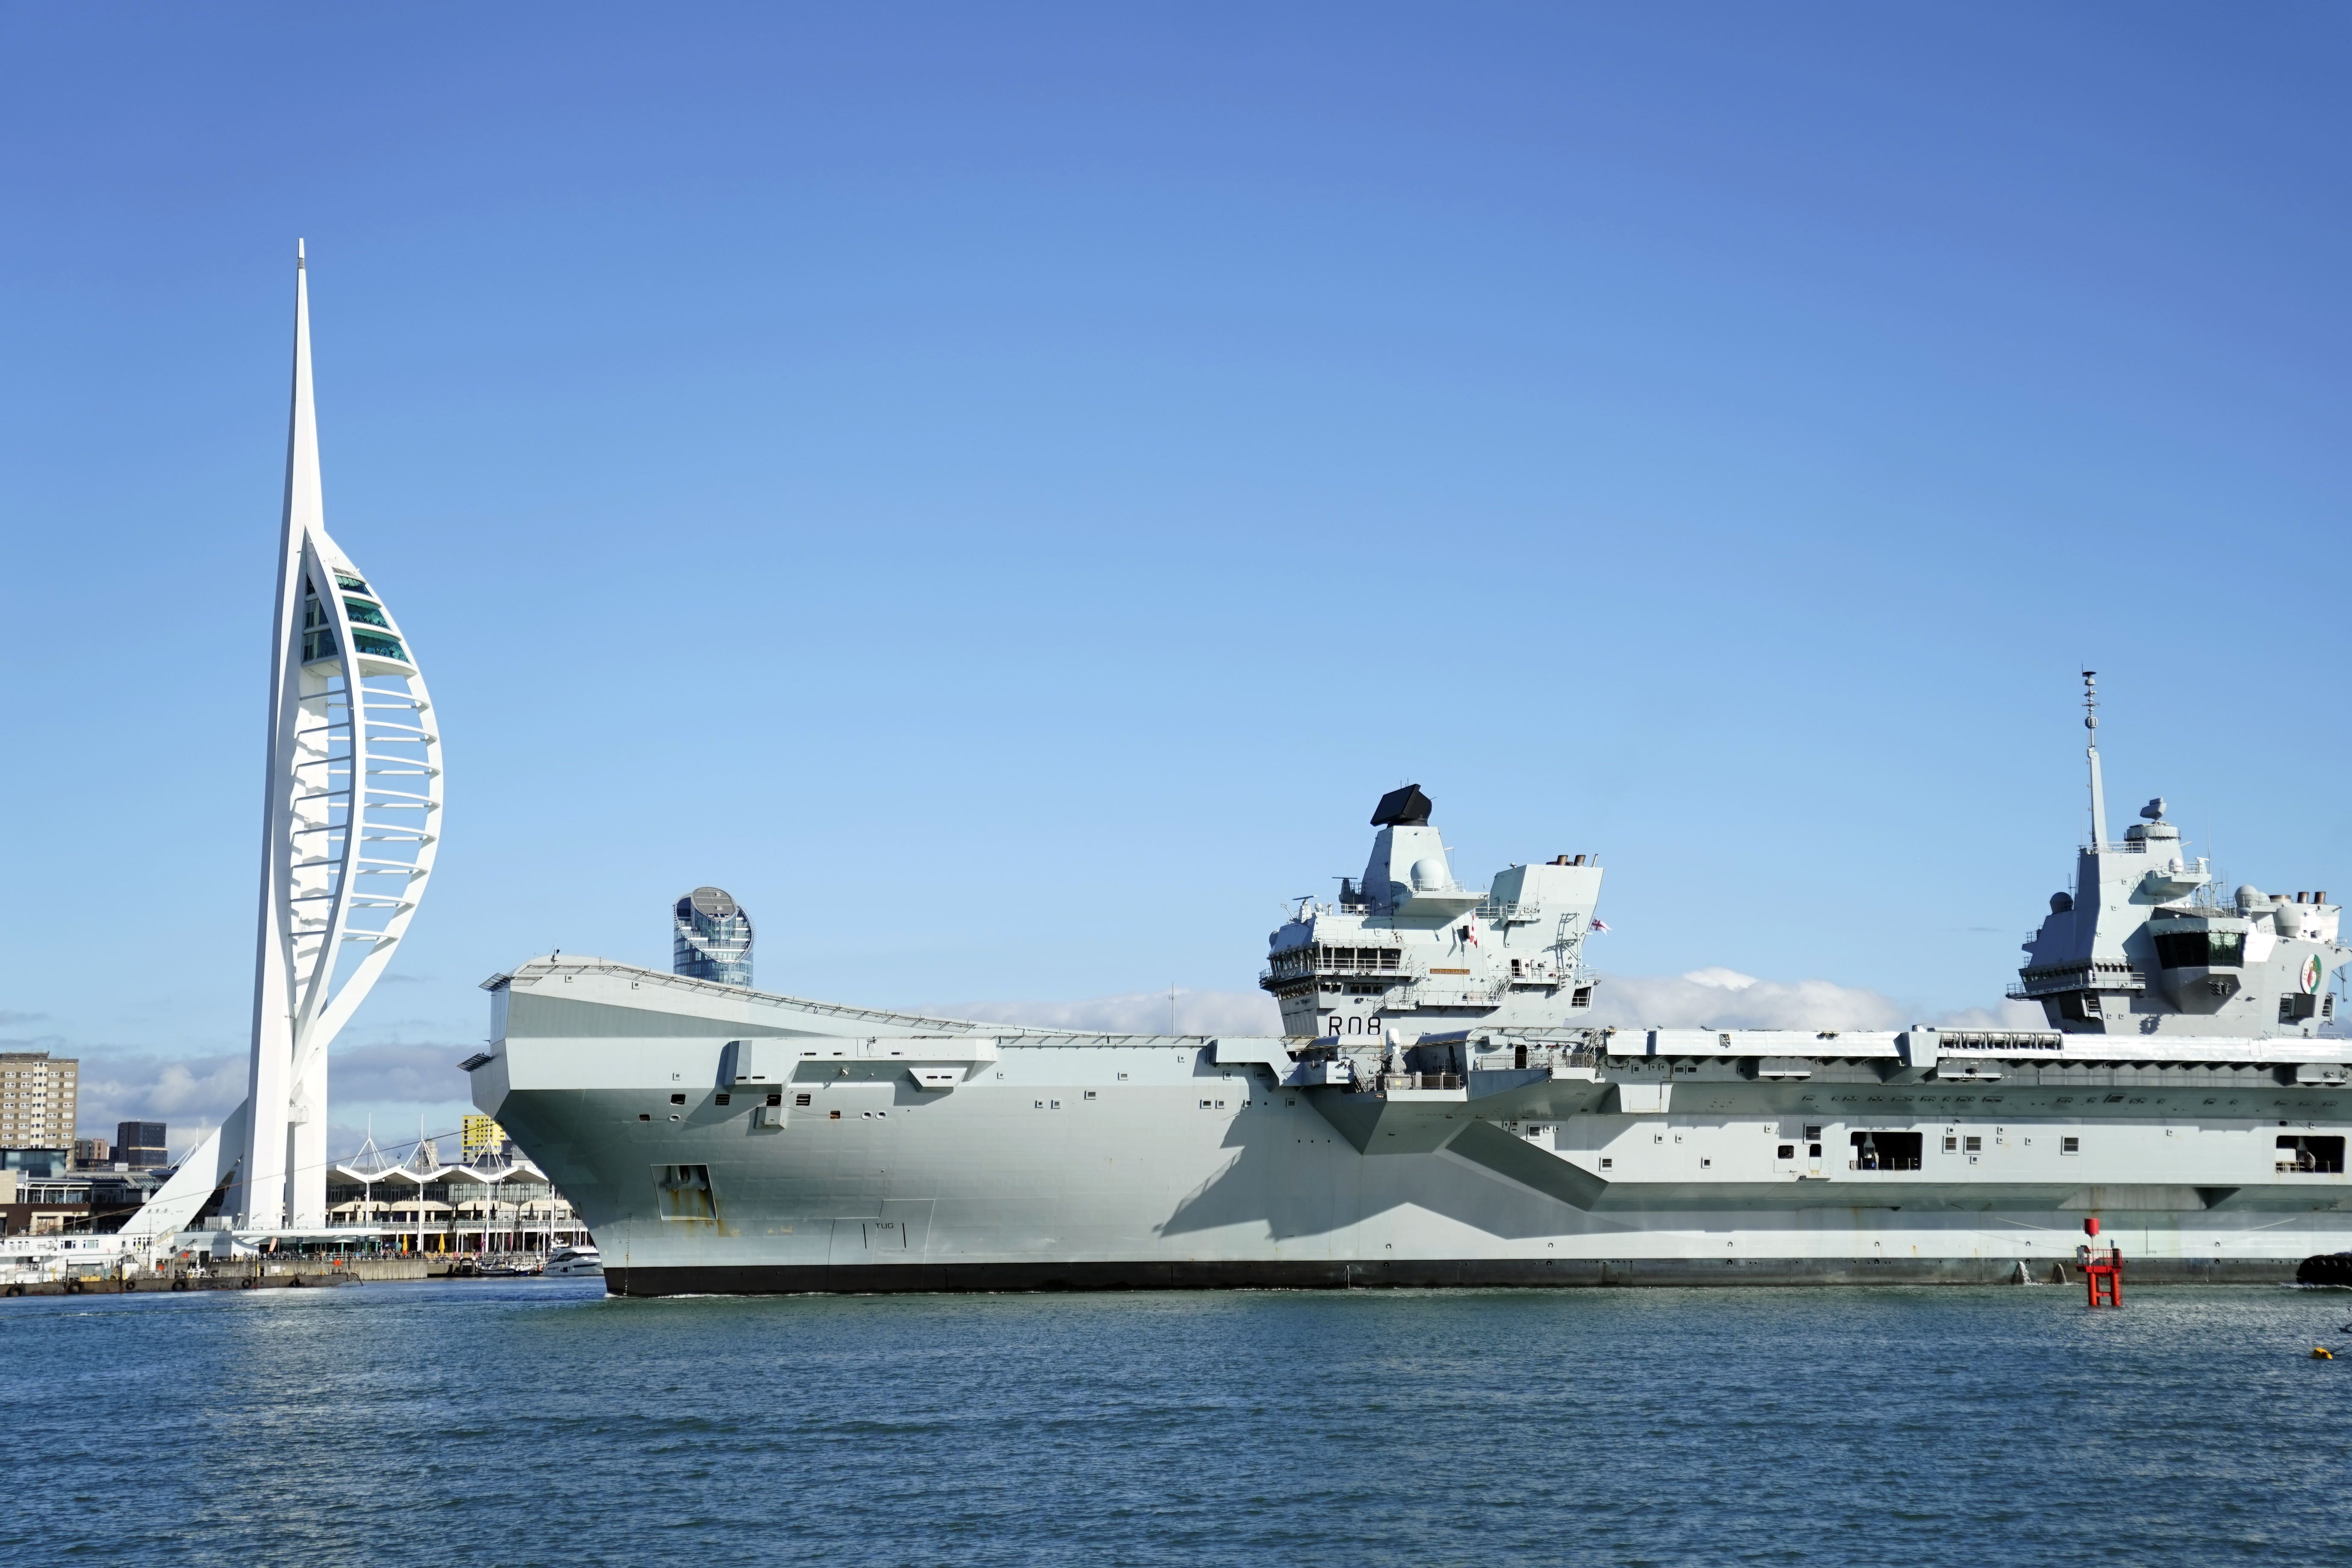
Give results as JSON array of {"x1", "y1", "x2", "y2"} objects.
[{"x1": 469, "y1": 690, "x2": 2352, "y2": 1294}]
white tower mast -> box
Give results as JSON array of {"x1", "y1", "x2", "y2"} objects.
[
  {"x1": 129, "y1": 245, "x2": 445, "y2": 1239},
  {"x1": 2081, "y1": 668, "x2": 2107, "y2": 852}
]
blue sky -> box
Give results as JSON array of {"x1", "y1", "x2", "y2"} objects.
[{"x1": 3, "y1": 6, "x2": 2348, "y2": 1153}]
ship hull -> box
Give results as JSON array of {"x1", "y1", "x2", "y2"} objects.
[{"x1": 599, "y1": 1253, "x2": 2300, "y2": 1296}]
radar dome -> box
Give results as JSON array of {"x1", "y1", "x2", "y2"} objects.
[{"x1": 1410, "y1": 858, "x2": 1450, "y2": 891}]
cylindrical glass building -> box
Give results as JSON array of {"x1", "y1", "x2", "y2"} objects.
[{"x1": 674, "y1": 886, "x2": 754, "y2": 987}]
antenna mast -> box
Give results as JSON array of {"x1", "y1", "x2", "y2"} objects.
[{"x1": 2081, "y1": 670, "x2": 2107, "y2": 850}]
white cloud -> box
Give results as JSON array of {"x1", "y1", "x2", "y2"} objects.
[
  {"x1": 934, "y1": 974, "x2": 2037, "y2": 1039},
  {"x1": 1937, "y1": 1002, "x2": 2052, "y2": 1030},
  {"x1": 62, "y1": 1041, "x2": 482, "y2": 1161},
  {"x1": 1584, "y1": 970, "x2": 1907, "y2": 1030},
  {"x1": 1586, "y1": 969, "x2": 2045, "y2": 1032},
  {"x1": 325, "y1": 1043, "x2": 480, "y2": 1161},
  {"x1": 324, "y1": 1118, "x2": 469, "y2": 1166},
  {"x1": 934, "y1": 988, "x2": 1282, "y2": 1036},
  {"x1": 1678, "y1": 967, "x2": 1759, "y2": 991},
  {"x1": 71, "y1": 1050, "x2": 247, "y2": 1149},
  {"x1": 330, "y1": 1041, "x2": 480, "y2": 1105}
]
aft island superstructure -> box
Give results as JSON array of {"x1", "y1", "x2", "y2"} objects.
[{"x1": 469, "y1": 694, "x2": 2352, "y2": 1294}]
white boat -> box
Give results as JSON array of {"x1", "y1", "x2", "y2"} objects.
[
  {"x1": 0, "y1": 1233, "x2": 157, "y2": 1292},
  {"x1": 542, "y1": 1242, "x2": 602, "y2": 1277}
]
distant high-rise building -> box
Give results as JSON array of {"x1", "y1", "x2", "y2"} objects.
[
  {"x1": 0, "y1": 1053, "x2": 77, "y2": 1151},
  {"x1": 674, "y1": 887, "x2": 754, "y2": 987},
  {"x1": 116, "y1": 1122, "x2": 168, "y2": 1168},
  {"x1": 461, "y1": 1114, "x2": 508, "y2": 1160}
]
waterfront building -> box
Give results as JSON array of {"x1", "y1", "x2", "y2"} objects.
[
  {"x1": 673, "y1": 886, "x2": 753, "y2": 987},
  {"x1": 1, "y1": 1166, "x2": 91, "y2": 1236},
  {"x1": 0, "y1": 1053, "x2": 78, "y2": 1151},
  {"x1": 6, "y1": 1172, "x2": 202, "y2": 1238},
  {"x1": 0, "y1": 1163, "x2": 171, "y2": 1235},
  {"x1": 326, "y1": 1136, "x2": 587, "y2": 1255},
  {"x1": 71, "y1": 1137, "x2": 113, "y2": 1169},
  {"x1": 115, "y1": 1122, "x2": 168, "y2": 1168},
  {"x1": 121, "y1": 244, "x2": 446, "y2": 1241}
]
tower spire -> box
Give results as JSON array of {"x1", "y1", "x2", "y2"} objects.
[
  {"x1": 2082, "y1": 669, "x2": 2107, "y2": 850},
  {"x1": 284, "y1": 238, "x2": 322, "y2": 543}
]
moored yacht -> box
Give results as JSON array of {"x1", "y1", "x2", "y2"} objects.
[{"x1": 543, "y1": 1242, "x2": 603, "y2": 1277}]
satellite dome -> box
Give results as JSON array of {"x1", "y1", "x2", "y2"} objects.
[
  {"x1": 2050, "y1": 892, "x2": 2072, "y2": 914},
  {"x1": 1410, "y1": 857, "x2": 1450, "y2": 891}
]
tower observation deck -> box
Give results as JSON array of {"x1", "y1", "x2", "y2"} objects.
[{"x1": 674, "y1": 887, "x2": 753, "y2": 987}]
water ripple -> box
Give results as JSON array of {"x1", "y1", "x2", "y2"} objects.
[{"x1": 6, "y1": 1280, "x2": 2352, "y2": 1564}]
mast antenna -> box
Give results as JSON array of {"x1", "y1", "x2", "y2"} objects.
[{"x1": 2081, "y1": 670, "x2": 2107, "y2": 850}]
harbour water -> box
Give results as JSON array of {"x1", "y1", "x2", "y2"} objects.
[{"x1": 8, "y1": 1280, "x2": 2352, "y2": 1565}]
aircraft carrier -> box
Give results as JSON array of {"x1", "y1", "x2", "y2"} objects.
[{"x1": 468, "y1": 687, "x2": 2352, "y2": 1294}]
